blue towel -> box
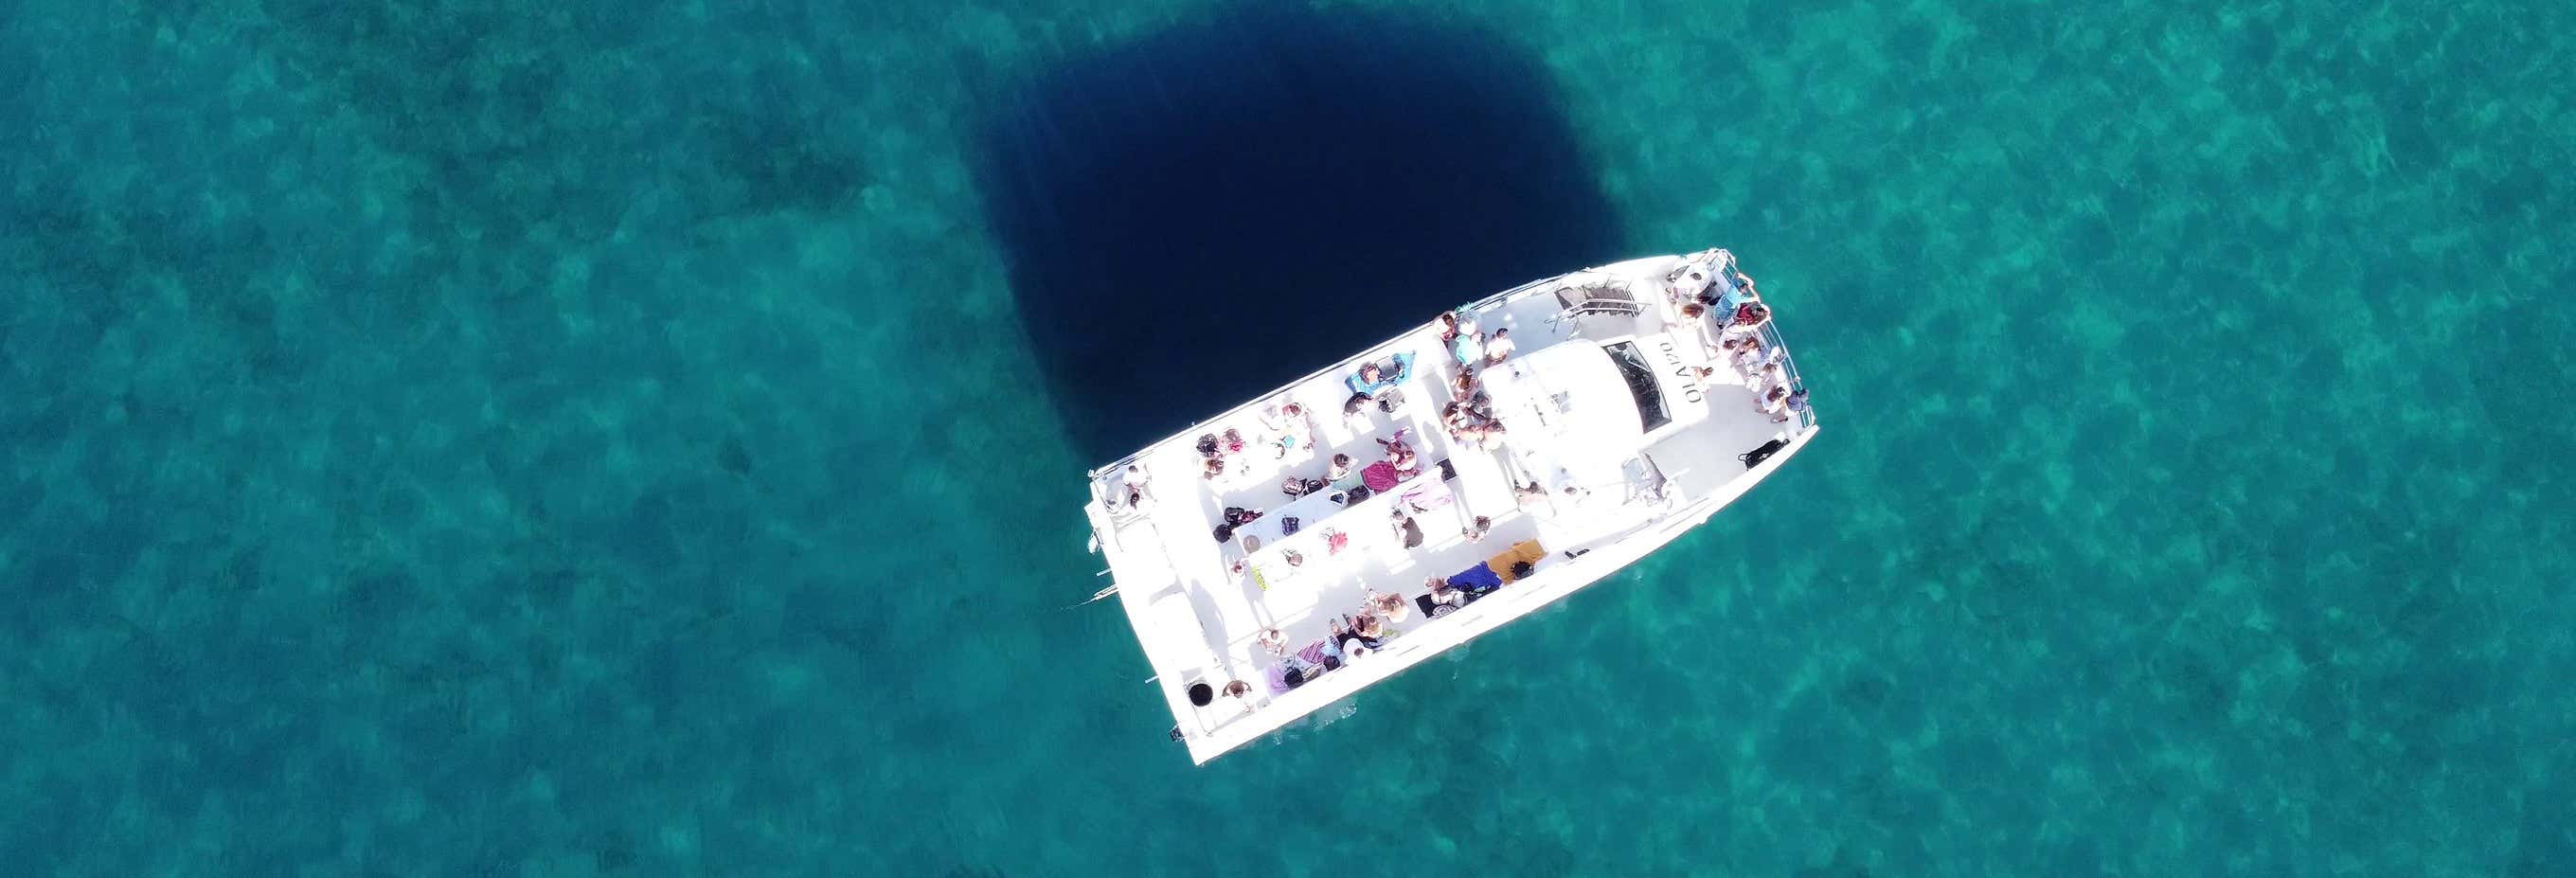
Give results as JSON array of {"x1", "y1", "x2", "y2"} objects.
[
  {"x1": 1343, "y1": 350, "x2": 1419, "y2": 396},
  {"x1": 1450, "y1": 562, "x2": 1504, "y2": 595},
  {"x1": 1387, "y1": 351, "x2": 1416, "y2": 383}
]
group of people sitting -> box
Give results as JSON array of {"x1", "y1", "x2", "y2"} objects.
[
  {"x1": 1440, "y1": 371, "x2": 1508, "y2": 451},
  {"x1": 1668, "y1": 249, "x2": 1768, "y2": 328},
  {"x1": 1715, "y1": 334, "x2": 1810, "y2": 422},
  {"x1": 1196, "y1": 401, "x2": 1320, "y2": 484},
  {"x1": 1434, "y1": 310, "x2": 1514, "y2": 451},
  {"x1": 1251, "y1": 590, "x2": 1414, "y2": 691},
  {"x1": 1672, "y1": 250, "x2": 1812, "y2": 424},
  {"x1": 1438, "y1": 311, "x2": 1515, "y2": 368}
]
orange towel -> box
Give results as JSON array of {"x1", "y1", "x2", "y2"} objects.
[{"x1": 1486, "y1": 539, "x2": 1546, "y2": 583}]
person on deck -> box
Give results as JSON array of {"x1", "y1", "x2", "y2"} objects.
[
  {"x1": 1514, "y1": 480, "x2": 1549, "y2": 511},
  {"x1": 1482, "y1": 329, "x2": 1514, "y2": 366},
  {"x1": 1368, "y1": 591, "x2": 1411, "y2": 623},
  {"x1": 1730, "y1": 335, "x2": 1777, "y2": 376},
  {"x1": 1345, "y1": 352, "x2": 1416, "y2": 399},
  {"x1": 1757, "y1": 385, "x2": 1790, "y2": 420},
  {"x1": 1390, "y1": 508, "x2": 1426, "y2": 549},
  {"x1": 1725, "y1": 301, "x2": 1772, "y2": 335},
  {"x1": 1779, "y1": 387, "x2": 1810, "y2": 423},
  {"x1": 1426, "y1": 576, "x2": 1466, "y2": 610},
  {"x1": 1378, "y1": 431, "x2": 1420, "y2": 480},
  {"x1": 1342, "y1": 393, "x2": 1374, "y2": 433},
  {"x1": 1261, "y1": 403, "x2": 1312, "y2": 457},
  {"x1": 1461, "y1": 515, "x2": 1493, "y2": 544},
  {"x1": 1329, "y1": 616, "x2": 1383, "y2": 654}
]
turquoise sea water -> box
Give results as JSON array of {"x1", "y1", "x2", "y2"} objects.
[{"x1": 6, "y1": 1, "x2": 2572, "y2": 874}]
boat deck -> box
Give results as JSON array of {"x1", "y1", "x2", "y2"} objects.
[{"x1": 1084, "y1": 251, "x2": 1818, "y2": 763}]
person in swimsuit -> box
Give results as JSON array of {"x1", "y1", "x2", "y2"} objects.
[
  {"x1": 1427, "y1": 575, "x2": 1465, "y2": 609},
  {"x1": 1368, "y1": 591, "x2": 1410, "y2": 622},
  {"x1": 1330, "y1": 615, "x2": 1385, "y2": 654}
]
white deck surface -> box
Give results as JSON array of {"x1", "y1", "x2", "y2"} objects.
[{"x1": 1082, "y1": 251, "x2": 1819, "y2": 764}]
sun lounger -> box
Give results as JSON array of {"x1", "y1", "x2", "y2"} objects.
[
  {"x1": 1486, "y1": 539, "x2": 1546, "y2": 583},
  {"x1": 1344, "y1": 351, "x2": 1418, "y2": 396}
]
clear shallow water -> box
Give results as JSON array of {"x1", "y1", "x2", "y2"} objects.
[{"x1": 5, "y1": 1, "x2": 2571, "y2": 875}]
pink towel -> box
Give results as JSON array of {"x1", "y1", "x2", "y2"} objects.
[
  {"x1": 1297, "y1": 640, "x2": 1333, "y2": 666},
  {"x1": 1362, "y1": 460, "x2": 1401, "y2": 492}
]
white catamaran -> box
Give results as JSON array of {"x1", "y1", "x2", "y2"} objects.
[{"x1": 1082, "y1": 249, "x2": 1817, "y2": 764}]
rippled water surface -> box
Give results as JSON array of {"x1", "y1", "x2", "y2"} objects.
[{"x1": 5, "y1": 1, "x2": 2570, "y2": 874}]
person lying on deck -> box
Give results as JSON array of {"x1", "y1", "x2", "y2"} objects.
[
  {"x1": 1345, "y1": 352, "x2": 1417, "y2": 398},
  {"x1": 1426, "y1": 576, "x2": 1466, "y2": 609}
]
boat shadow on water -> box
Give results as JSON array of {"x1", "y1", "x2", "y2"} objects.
[{"x1": 972, "y1": 6, "x2": 1625, "y2": 463}]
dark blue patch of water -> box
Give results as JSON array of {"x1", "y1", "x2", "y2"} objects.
[{"x1": 975, "y1": 6, "x2": 1624, "y2": 462}]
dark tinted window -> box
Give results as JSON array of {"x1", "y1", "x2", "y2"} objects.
[{"x1": 1603, "y1": 342, "x2": 1672, "y2": 433}]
